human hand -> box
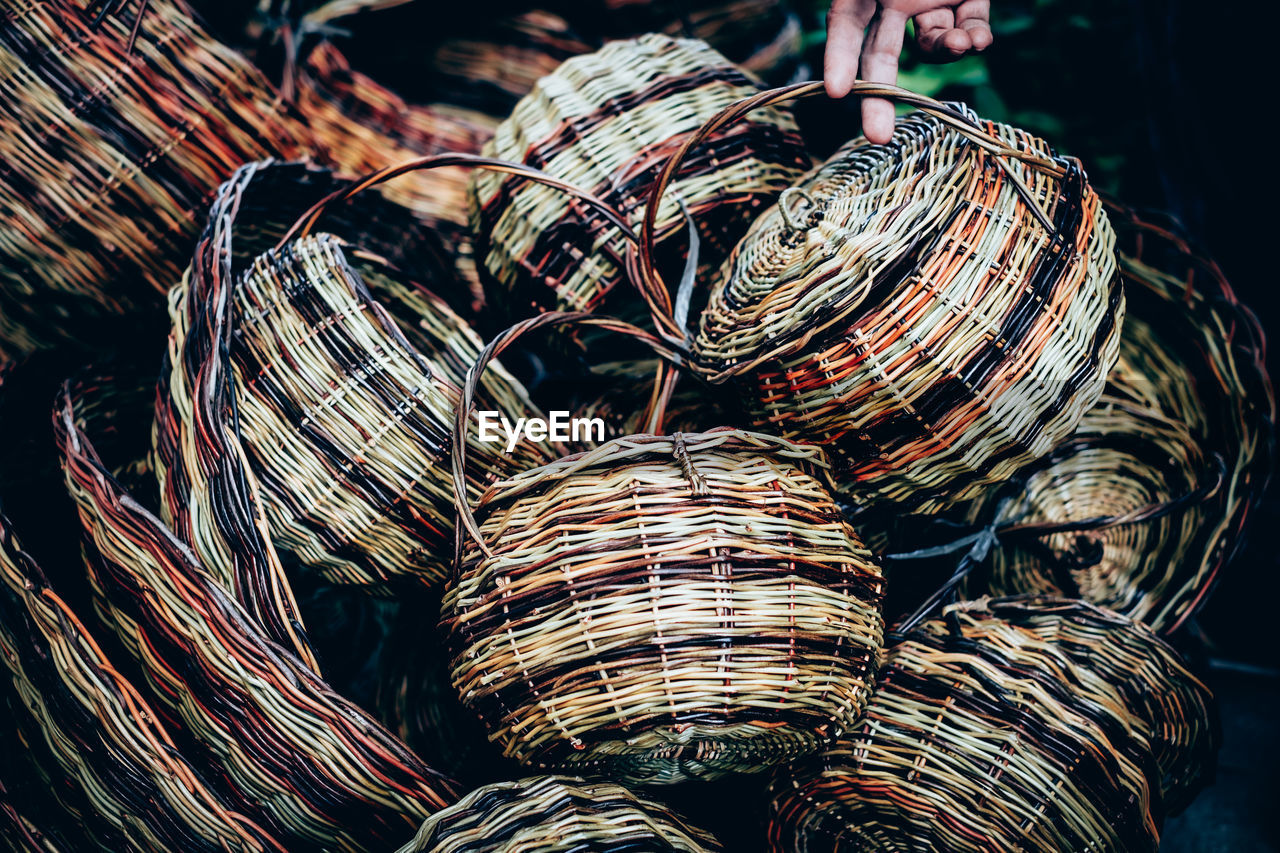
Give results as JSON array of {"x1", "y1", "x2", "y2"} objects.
[{"x1": 825, "y1": 0, "x2": 992, "y2": 144}]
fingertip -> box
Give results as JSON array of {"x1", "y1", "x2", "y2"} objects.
[
  {"x1": 969, "y1": 27, "x2": 993, "y2": 50},
  {"x1": 862, "y1": 99, "x2": 895, "y2": 145},
  {"x1": 825, "y1": 70, "x2": 854, "y2": 99},
  {"x1": 942, "y1": 28, "x2": 972, "y2": 55}
]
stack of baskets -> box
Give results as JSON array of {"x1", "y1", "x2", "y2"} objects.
[{"x1": 0, "y1": 10, "x2": 1269, "y2": 852}]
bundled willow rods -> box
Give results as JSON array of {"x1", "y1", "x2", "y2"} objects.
[
  {"x1": 155, "y1": 160, "x2": 552, "y2": 600},
  {"x1": 296, "y1": 41, "x2": 501, "y2": 310},
  {"x1": 0, "y1": 0, "x2": 314, "y2": 360},
  {"x1": 950, "y1": 596, "x2": 1216, "y2": 812},
  {"x1": 394, "y1": 776, "x2": 722, "y2": 852},
  {"x1": 769, "y1": 596, "x2": 1164, "y2": 852},
  {"x1": 968, "y1": 204, "x2": 1273, "y2": 632},
  {"x1": 443, "y1": 314, "x2": 885, "y2": 785},
  {"x1": 59, "y1": 377, "x2": 462, "y2": 851},
  {"x1": 670, "y1": 85, "x2": 1120, "y2": 513},
  {"x1": 469, "y1": 34, "x2": 812, "y2": 319}
]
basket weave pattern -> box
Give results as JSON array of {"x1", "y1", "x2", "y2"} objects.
[
  {"x1": 394, "y1": 776, "x2": 723, "y2": 852},
  {"x1": 469, "y1": 33, "x2": 812, "y2": 317},
  {"x1": 444, "y1": 429, "x2": 885, "y2": 784},
  {"x1": 694, "y1": 108, "x2": 1122, "y2": 512}
]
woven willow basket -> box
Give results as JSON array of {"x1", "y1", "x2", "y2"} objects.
[
  {"x1": 769, "y1": 596, "x2": 1164, "y2": 852},
  {"x1": 967, "y1": 204, "x2": 1273, "y2": 632},
  {"x1": 1, "y1": 490, "x2": 285, "y2": 852},
  {"x1": 0, "y1": 0, "x2": 313, "y2": 360},
  {"x1": 395, "y1": 776, "x2": 722, "y2": 852},
  {"x1": 296, "y1": 40, "x2": 501, "y2": 311},
  {"x1": 468, "y1": 34, "x2": 812, "y2": 318},
  {"x1": 950, "y1": 596, "x2": 1216, "y2": 812},
  {"x1": 442, "y1": 314, "x2": 885, "y2": 785},
  {"x1": 58, "y1": 373, "x2": 462, "y2": 851},
  {"x1": 650, "y1": 84, "x2": 1121, "y2": 513},
  {"x1": 155, "y1": 160, "x2": 554, "y2": 597}
]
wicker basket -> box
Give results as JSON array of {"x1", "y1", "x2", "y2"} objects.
[
  {"x1": 395, "y1": 776, "x2": 722, "y2": 852},
  {"x1": 769, "y1": 596, "x2": 1163, "y2": 852},
  {"x1": 648, "y1": 83, "x2": 1121, "y2": 514},
  {"x1": 949, "y1": 596, "x2": 1217, "y2": 812},
  {"x1": 0, "y1": 0, "x2": 314, "y2": 360},
  {"x1": 966, "y1": 204, "x2": 1273, "y2": 632},
  {"x1": 442, "y1": 313, "x2": 885, "y2": 785},
  {"x1": 0, "y1": 363, "x2": 292, "y2": 852},
  {"x1": 154, "y1": 160, "x2": 554, "y2": 600},
  {"x1": 58, "y1": 372, "x2": 462, "y2": 851},
  {"x1": 468, "y1": 34, "x2": 812, "y2": 319}
]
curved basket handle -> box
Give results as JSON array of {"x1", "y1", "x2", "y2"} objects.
[
  {"x1": 630, "y1": 79, "x2": 1070, "y2": 344},
  {"x1": 450, "y1": 312, "x2": 686, "y2": 560},
  {"x1": 276, "y1": 152, "x2": 638, "y2": 251}
]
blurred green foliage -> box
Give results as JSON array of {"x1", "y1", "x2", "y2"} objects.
[{"x1": 795, "y1": 0, "x2": 1145, "y2": 193}]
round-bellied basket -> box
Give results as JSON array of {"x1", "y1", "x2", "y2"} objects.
[
  {"x1": 468, "y1": 34, "x2": 812, "y2": 319},
  {"x1": 685, "y1": 95, "x2": 1122, "y2": 513},
  {"x1": 156, "y1": 160, "x2": 554, "y2": 596},
  {"x1": 0, "y1": 0, "x2": 314, "y2": 360},
  {"x1": 965, "y1": 204, "x2": 1273, "y2": 632},
  {"x1": 443, "y1": 315, "x2": 886, "y2": 785},
  {"x1": 769, "y1": 597, "x2": 1163, "y2": 852},
  {"x1": 394, "y1": 776, "x2": 721, "y2": 852},
  {"x1": 948, "y1": 596, "x2": 1216, "y2": 812}
]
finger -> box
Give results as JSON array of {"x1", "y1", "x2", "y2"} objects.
[
  {"x1": 914, "y1": 8, "x2": 957, "y2": 53},
  {"x1": 859, "y1": 7, "x2": 909, "y2": 144},
  {"x1": 955, "y1": 0, "x2": 993, "y2": 50},
  {"x1": 824, "y1": 0, "x2": 876, "y2": 98}
]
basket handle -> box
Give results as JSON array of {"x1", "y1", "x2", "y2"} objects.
[
  {"x1": 450, "y1": 312, "x2": 686, "y2": 560},
  {"x1": 275, "y1": 152, "x2": 638, "y2": 251},
  {"x1": 629, "y1": 80, "x2": 1070, "y2": 344}
]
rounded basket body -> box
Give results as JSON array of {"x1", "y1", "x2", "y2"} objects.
[
  {"x1": 968, "y1": 207, "x2": 1273, "y2": 631},
  {"x1": 949, "y1": 596, "x2": 1216, "y2": 812},
  {"x1": 769, "y1": 596, "x2": 1162, "y2": 852},
  {"x1": 218, "y1": 233, "x2": 554, "y2": 591},
  {"x1": 394, "y1": 775, "x2": 722, "y2": 852},
  {"x1": 442, "y1": 430, "x2": 885, "y2": 785},
  {"x1": 695, "y1": 108, "x2": 1123, "y2": 513},
  {"x1": 468, "y1": 33, "x2": 812, "y2": 319}
]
